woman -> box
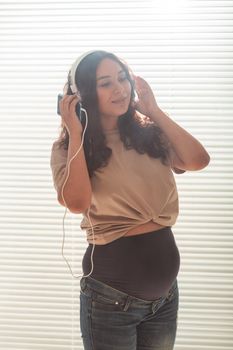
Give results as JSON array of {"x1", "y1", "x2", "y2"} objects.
[{"x1": 50, "y1": 50, "x2": 210, "y2": 350}]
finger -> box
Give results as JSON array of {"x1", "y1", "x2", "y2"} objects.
[
  {"x1": 59, "y1": 95, "x2": 75, "y2": 115},
  {"x1": 62, "y1": 94, "x2": 78, "y2": 101},
  {"x1": 60, "y1": 94, "x2": 78, "y2": 110},
  {"x1": 69, "y1": 95, "x2": 80, "y2": 107},
  {"x1": 134, "y1": 76, "x2": 143, "y2": 90},
  {"x1": 67, "y1": 95, "x2": 81, "y2": 106},
  {"x1": 132, "y1": 74, "x2": 139, "y2": 80},
  {"x1": 60, "y1": 95, "x2": 79, "y2": 115}
]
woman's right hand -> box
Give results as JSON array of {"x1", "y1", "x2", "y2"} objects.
[{"x1": 59, "y1": 94, "x2": 83, "y2": 135}]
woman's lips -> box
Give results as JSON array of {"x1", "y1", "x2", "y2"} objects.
[{"x1": 112, "y1": 97, "x2": 127, "y2": 103}]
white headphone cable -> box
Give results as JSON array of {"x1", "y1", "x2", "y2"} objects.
[{"x1": 60, "y1": 107, "x2": 95, "y2": 279}]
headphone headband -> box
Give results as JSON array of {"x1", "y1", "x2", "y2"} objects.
[{"x1": 69, "y1": 50, "x2": 97, "y2": 94}]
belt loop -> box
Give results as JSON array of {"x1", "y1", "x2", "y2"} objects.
[
  {"x1": 123, "y1": 296, "x2": 131, "y2": 312},
  {"x1": 80, "y1": 277, "x2": 86, "y2": 292}
]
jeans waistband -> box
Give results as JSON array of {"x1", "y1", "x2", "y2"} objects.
[{"x1": 80, "y1": 276, "x2": 177, "y2": 306}]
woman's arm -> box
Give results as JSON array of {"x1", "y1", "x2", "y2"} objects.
[
  {"x1": 150, "y1": 106, "x2": 210, "y2": 171},
  {"x1": 133, "y1": 75, "x2": 210, "y2": 171},
  {"x1": 51, "y1": 92, "x2": 92, "y2": 213},
  {"x1": 58, "y1": 130, "x2": 92, "y2": 213}
]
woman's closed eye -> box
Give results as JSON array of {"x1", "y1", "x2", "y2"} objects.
[
  {"x1": 99, "y1": 76, "x2": 128, "y2": 88},
  {"x1": 99, "y1": 81, "x2": 111, "y2": 87}
]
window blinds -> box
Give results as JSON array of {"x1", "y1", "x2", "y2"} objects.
[{"x1": 0, "y1": 0, "x2": 232, "y2": 349}]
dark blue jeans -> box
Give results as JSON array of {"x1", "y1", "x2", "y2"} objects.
[{"x1": 80, "y1": 276, "x2": 179, "y2": 350}]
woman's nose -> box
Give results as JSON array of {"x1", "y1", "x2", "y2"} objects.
[{"x1": 113, "y1": 82, "x2": 125, "y2": 95}]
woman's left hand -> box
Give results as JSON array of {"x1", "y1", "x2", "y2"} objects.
[{"x1": 133, "y1": 75, "x2": 159, "y2": 117}]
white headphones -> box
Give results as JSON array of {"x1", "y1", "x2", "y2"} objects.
[{"x1": 69, "y1": 50, "x2": 98, "y2": 94}]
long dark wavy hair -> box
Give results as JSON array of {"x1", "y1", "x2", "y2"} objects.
[{"x1": 56, "y1": 50, "x2": 170, "y2": 177}]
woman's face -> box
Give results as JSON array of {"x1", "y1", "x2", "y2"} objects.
[{"x1": 96, "y1": 58, "x2": 132, "y2": 125}]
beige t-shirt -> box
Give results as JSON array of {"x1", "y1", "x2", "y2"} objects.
[{"x1": 50, "y1": 129, "x2": 179, "y2": 245}]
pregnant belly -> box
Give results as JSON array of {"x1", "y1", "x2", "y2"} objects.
[{"x1": 82, "y1": 226, "x2": 180, "y2": 300}]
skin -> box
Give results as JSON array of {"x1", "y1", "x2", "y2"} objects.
[{"x1": 96, "y1": 58, "x2": 132, "y2": 131}]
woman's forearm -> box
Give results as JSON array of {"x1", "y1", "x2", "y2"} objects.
[
  {"x1": 150, "y1": 107, "x2": 210, "y2": 170},
  {"x1": 58, "y1": 130, "x2": 92, "y2": 213}
]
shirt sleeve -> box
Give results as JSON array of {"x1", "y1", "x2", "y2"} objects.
[{"x1": 50, "y1": 140, "x2": 68, "y2": 191}]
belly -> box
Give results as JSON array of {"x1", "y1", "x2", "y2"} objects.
[{"x1": 82, "y1": 226, "x2": 180, "y2": 300}]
